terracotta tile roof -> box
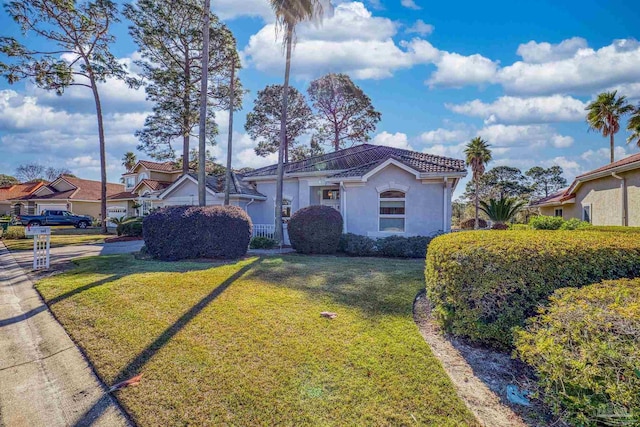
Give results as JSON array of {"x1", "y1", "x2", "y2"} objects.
[
  {"x1": 0, "y1": 181, "x2": 46, "y2": 201},
  {"x1": 575, "y1": 152, "x2": 640, "y2": 179},
  {"x1": 138, "y1": 179, "x2": 172, "y2": 191},
  {"x1": 24, "y1": 176, "x2": 124, "y2": 201},
  {"x1": 108, "y1": 191, "x2": 138, "y2": 200},
  {"x1": 137, "y1": 160, "x2": 180, "y2": 173},
  {"x1": 242, "y1": 144, "x2": 467, "y2": 178},
  {"x1": 529, "y1": 189, "x2": 572, "y2": 206}
]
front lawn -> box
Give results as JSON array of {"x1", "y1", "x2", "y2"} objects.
[
  {"x1": 35, "y1": 255, "x2": 477, "y2": 426},
  {"x1": 3, "y1": 226, "x2": 111, "y2": 251}
]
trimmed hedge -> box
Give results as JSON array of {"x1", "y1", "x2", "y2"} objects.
[
  {"x1": 288, "y1": 205, "x2": 343, "y2": 254},
  {"x1": 528, "y1": 215, "x2": 564, "y2": 230},
  {"x1": 2, "y1": 226, "x2": 26, "y2": 239},
  {"x1": 338, "y1": 233, "x2": 435, "y2": 258},
  {"x1": 459, "y1": 218, "x2": 487, "y2": 229},
  {"x1": 339, "y1": 233, "x2": 377, "y2": 256},
  {"x1": 116, "y1": 218, "x2": 143, "y2": 237},
  {"x1": 586, "y1": 225, "x2": 640, "y2": 233},
  {"x1": 559, "y1": 218, "x2": 591, "y2": 230},
  {"x1": 143, "y1": 205, "x2": 252, "y2": 261},
  {"x1": 425, "y1": 231, "x2": 640, "y2": 348},
  {"x1": 249, "y1": 236, "x2": 278, "y2": 249},
  {"x1": 515, "y1": 279, "x2": 640, "y2": 426}
]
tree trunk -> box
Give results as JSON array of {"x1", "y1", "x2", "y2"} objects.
[
  {"x1": 198, "y1": 0, "x2": 210, "y2": 206},
  {"x1": 474, "y1": 178, "x2": 479, "y2": 230},
  {"x1": 275, "y1": 27, "x2": 293, "y2": 245},
  {"x1": 182, "y1": 59, "x2": 190, "y2": 175},
  {"x1": 224, "y1": 56, "x2": 235, "y2": 206},
  {"x1": 610, "y1": 133, "x2": 615, "y2": 163},
  {"x1": 88, "y1": 73, "x2": 108, "y2": 234}
]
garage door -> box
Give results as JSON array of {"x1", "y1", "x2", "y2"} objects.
[{"x1": 37, "y1": 204, "x2": 67, "y2": 214}]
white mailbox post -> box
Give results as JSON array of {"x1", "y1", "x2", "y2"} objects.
[{"x1": 25, "y1": 226, "x2": 51, "y2": 270}]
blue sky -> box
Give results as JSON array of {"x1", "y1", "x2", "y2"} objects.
[{"x1": 1, "y1": 0, "x2": 639, "y2": 198}]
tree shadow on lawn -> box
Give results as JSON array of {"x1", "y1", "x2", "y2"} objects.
[
  {"x1": 69, "y1": 257, "x2": 263, "y2": 427},
  {"x1": 243, "y1": 255, "x2": 424, "y2": 318}
]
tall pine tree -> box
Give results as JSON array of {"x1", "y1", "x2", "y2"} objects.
[{"x1": 124, "y1": 0, "x2": 242, "y2": 174}]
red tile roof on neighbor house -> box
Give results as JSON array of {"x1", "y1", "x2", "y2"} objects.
[
  {"x1": 107, "y1": 191, "x2": 138, "y2": 201},
  {"x1": 136, "y1": 160, "x2": 181, "y2": 173},
  {"x1": 0, "y1": 181, "x2": 46, "y2": 201},
  {"x1": 22, "y1": 176, "x2": 124, "y2": 201},
  {"x1": 531, "y1": 152, "x2": 640, "y2": 207},
  {"x1": 137, "y1": 179, "x2": 172, "y2": 191}
]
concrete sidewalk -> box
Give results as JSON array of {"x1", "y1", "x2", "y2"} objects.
[{"x1": 0, "y1": 242, "x2": 129, "y2": 427}]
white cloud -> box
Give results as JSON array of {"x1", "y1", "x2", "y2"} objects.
[
  {"x1": 243, "y1": 2, "x2": 416, "y2": 79},
  {"x1": 477, "y1": 124, "x2": 572, "y2": 149},
  {"x1": 516, "y1": 37, "x2": 588, "y2": 63},
  {"x1": 212, "y1": 0, "x2": 274, "y2": 20},
  {"x1": 420, "y1": 127, "x2": 471, "y2": 143},
  {"x1": 406, "y1": 19, "x2": 434, "y2": 36},
  {"x1": 446, "y1": 95, "x2": 587, "y2": 124},
  {"x1": 371, "y1": 131, "x2": 413, "y2": 150},
  {"x1": 401, "y1": 0, "x2": 421, "y2": 10},
  {"x1": 498, "y1": 38, "x2": 640, "y2": 95},
  {"x1": 551, "y1": 135, "x2": 574, "y2": 148},
  {"x1": 422, "y1": 142, "x2": 467, "y2": 159}
]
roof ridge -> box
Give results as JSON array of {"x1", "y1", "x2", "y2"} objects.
[{"x1": 285, "y1": 145, "x2": 382, "y2": 173}]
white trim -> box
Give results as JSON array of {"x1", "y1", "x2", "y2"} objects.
[
  {"x1": 158, "y1": 175, "x2": 215, "y2": 200},
  {"x1": 376, "y1": 183, "x2": 410, "y2": 193},
  {"x1": 378, "y1": 189, "x2": 406, "y2": 233}
]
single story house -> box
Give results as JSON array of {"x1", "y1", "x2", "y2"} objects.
[
  {"x1": 156, "y1": 144, "x2": 467, "y2": 238},
  {"x1": 15, "y1": 175, "x2": 125, "y2": 219},
  {"x1": 530, "y1": 152, "x2": 640, "y2": 226},
  {"x1": 0, "y1": 181, "x2": 47, "y2": 216}
]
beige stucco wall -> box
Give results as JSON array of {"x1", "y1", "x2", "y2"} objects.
[
  {"x1": 70, "y1": 201, "x2": 101, "y2": 219},
  {"x1": 538, "y1": 169, "x2": 640, "y2": 226}
]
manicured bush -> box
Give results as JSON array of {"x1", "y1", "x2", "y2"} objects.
[
  {"x1": 143, "y1": 205, "x2": 252, "y2": 261},
  {"x1": 377, "y1": 235, "x2": 434, "y2": 258},
  {"x1": 490, "y1": 223, "x2": 509, "y2": 230},
  {"x1": 459, "y1": 218, "x2": 487, "y2": 229},
  {"x1": 586, "y1": 225, "x2": 640, "y2": 233},
  {"x1": 559, "y1": 218, "x2": 591, "y2": 230},
  {"x1": 116, "y1": 218, "x2": 143, "y2": 237},
  {"x1": 528, "y1": 215, "x2": 564, "y2": 230},
  {"x1": 508, "y1": 223, "x2": 530, "y2": 230},
  {"x1": 2, "y1": 226, "x2": 25, "y2": 239},
  {"x1": 339, "y1": 233, "x2": 378, "y2": 257},
  {"x1": 287, "y1": 205, "x2": 343, "y2": 254},
  {"x1": 425, "y1": 230, "x2": 640, "y2": 348},
  {"x1": 249, "y1": 236, "x2": 278, "y2": 249},
  {"x1": 515, "y1": 279, "x2": 640, "y2": 426}
]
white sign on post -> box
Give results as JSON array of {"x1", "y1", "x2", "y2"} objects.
[{"x1": 25, "y1": 226, "x2": 51, "y2": 270}]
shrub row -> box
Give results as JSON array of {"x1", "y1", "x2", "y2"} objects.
[
  {"x1": 249, "y1": 236, "x2": 278, "y2": 249},
  {"x1": 2, "y1": 226, "x2": 26, "y2": 240},
  {"x1": 288, "y1": 205, "x2": 343, "y2": 254},
  {"x1": 425, "y1": 230, "x2": 640, "y2": 348},
  {"x1": 338, "y1": 233, "x2": 435, "y2": 258},
  {"x1": 528, "y1": 215, "x2": 591, "y2": 230},
  {"x1": 143, "y1": 205, "x2": 252, "y2": 261},
  {"x1": 116, "y1": 218, "x2": 143, "y2": 237},
  {"x1": 459, "y1": 218, "x2": 487, "y2": 229},
  {"x1": 515, "y1": 279, "x2": 640, "y2": 426}
]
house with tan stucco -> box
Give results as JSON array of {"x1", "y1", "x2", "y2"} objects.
[{"x1": 530, "y1": 152, "x2": 640, "y2": 226}]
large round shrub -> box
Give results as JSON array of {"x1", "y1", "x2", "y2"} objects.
[
  {"x1": 515, "y1": 279, "x2": 640, "y2": 426},
  {"x1": 143, "y1": 205, "x2": 252, "y2": 261},
  {"x1": 425, "y1": 230, "x2": 640, "y2": 348},
  {"x1": 287, "y1": 205, "x2": 343, "y2": 254}
]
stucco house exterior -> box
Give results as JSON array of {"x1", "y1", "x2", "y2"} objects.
[
  {"x1": 15, "y1": 175, "x2": 125, "y2": 219},
  {"x1": 531, "y1": 152, "x2": 640, "y2": 226},
  {"x1": 0, "y1": 181, "x2": 47, "y2": 216},
  {"x1": 156, "y1": 144, "x2": 467, "y2": 238}
]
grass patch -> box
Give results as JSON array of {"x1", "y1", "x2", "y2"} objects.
[
  {"x1": 3, "y1": 226, "x2": 111, "y2": 251},
  {"x1": 35, "y1": 255, "x2": 477, "y2": 426}
]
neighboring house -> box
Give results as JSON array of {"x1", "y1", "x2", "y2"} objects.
[
  {"x1": 15, "y1": 175, "x2": 125, "y2": 219},
  {"x1": 108, "y1": 160, "x2": 182, "y2": 219},
  {"x1": 0, "y1": 181, "x2": 47, "y2": 216},
  {"x1": 531, "y1": 152, "x2": 640, "y2": 226},
  {"x1": 157, "y1": 144, "x2": 467, "y2": 238}
]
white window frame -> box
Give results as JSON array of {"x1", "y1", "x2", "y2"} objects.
[
  {"x1": 554, "y1": 208, "x2": 563, "y2": 218},
  {"x1": 378, "y1": 190, "x2": 406, "y2": 233},
  {"x1": 125, "y1": 176, "x2": 136, "y2": 188},
  {"x1": 582, "y1": 204, "x2": 592, "y2": 223}
]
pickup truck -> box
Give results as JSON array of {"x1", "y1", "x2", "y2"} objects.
[{"x1": 18, "y1": 210, "x2": 92, "y2": 228}]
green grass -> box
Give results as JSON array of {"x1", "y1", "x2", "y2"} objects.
[
  {"x1": 35, "y1": 255, "x2": 477, "y2": 426},
  {"x1": 2, "y1": 226, "x2": 111, "y2": 251}
]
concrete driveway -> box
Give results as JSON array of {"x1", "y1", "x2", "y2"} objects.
[
  {"x1": 0, "y1": 242, "x2": 130, "y2": 426},
  {"x1": 10, "y1": 240, "x2": 144, "y2": 271}
]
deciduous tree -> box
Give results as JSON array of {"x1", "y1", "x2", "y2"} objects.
[
  {"x1": 307, "y1": 73, "x2": 381, "y2": 151},
  {"x1": 526, "y1": 166, "x2": 567, "y2": 199},
  {"x1": 1, "y1": 0, "x2": 134, "y2": 232}
]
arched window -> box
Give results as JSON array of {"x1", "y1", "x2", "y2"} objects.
[{"x1": 379, "y1": 190, "x2": 405, "y2": 232}]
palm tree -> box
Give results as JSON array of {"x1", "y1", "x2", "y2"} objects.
[
  {"x1": 479, "y1": 197, "x2": 525, "y2": 225},
  {"x1": 586, "y1": 91, "x2": 633, "y2": 163},
  {"x1": 627, "y1": 105, "x2": 640, "y2": 148},
  {"x1": 464, "y1": 137, "x2": 492, "y2": 230},
  {"x1": 122, "y1": 152, "x2": 137, "y2": 172},
  {"x1": 270, "y1": 0, "x2": 326, "y2": 245}
]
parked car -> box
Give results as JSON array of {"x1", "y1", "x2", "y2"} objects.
[{"x1": 17, "y1": 210, "x2": 92, "y2": 228}]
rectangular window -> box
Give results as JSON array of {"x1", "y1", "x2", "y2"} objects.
[
  {"x1": 379, "y1": 190, "x2": 406, "y2": 232},
  {"x1": 322, "y1": 189, "x2": 340, "y2": 200},
  {"x1": 582, "y1": 205, "x2": 591, "y2": 223},
  {"x1": 554, "y1": 208, "x2": 563, "y2": 217},
  {"x1": 125, "y1": 177, "x2": 136, "y2": 188}
]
